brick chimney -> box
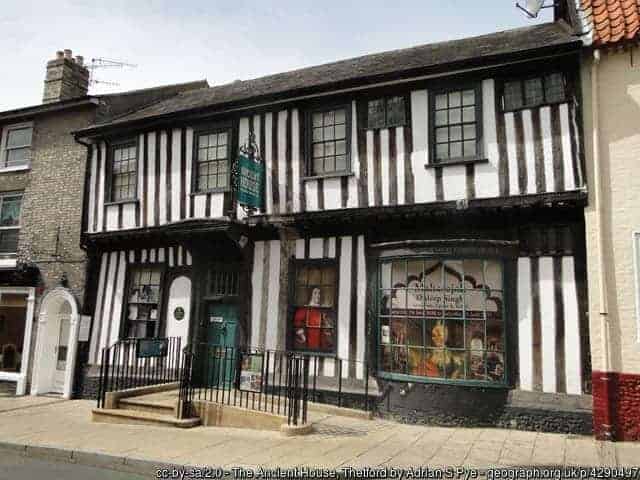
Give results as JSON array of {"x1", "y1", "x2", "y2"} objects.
[{"x1": 42, "y1": 49, "x2": 90, "y2": 103}]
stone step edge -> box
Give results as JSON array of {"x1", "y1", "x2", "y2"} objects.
[
  {"x1": 118, "y1": 398, "x2": 176, "y2": 413},
  {"x1": 92, "y1": 408, "x2": 200, "y2": 428}
]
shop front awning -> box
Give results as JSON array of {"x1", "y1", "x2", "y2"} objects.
[{"x1": 82, "y1": 218, "x2": 252, "y2": 251}]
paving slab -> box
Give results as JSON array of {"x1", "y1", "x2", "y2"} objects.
[{"x1": 0, "y1": 395, "x2": 637, "y2": 474}]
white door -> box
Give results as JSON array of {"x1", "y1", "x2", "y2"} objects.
[
  {"x1": 165, "y1": 276, "x2": 191, "y2": 349},
  {"x1": 52, "y1": 315, "x2": 70, "y2": 394}
]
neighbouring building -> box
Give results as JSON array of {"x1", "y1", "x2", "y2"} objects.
[
  {"x1": 0, "y1": 48, "x2": 207, "y2": 398},
  {"x1": 77, "y1": 19, "x2": 594, "y2": 433},
  {"x1": 574, "y1": 0, "x2": 640, "y2": 441}
]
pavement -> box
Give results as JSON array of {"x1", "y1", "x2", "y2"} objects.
[
  {"x1": 0, "y1": 395, "x2": 638, "y2": 477},
  {"x1": 0, "y1": 449, "x2": 146, "y2": 480}
]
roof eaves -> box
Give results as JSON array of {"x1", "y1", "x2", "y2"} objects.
[{"x1": 0, "y1": 97, "x2": 99, "y2": 123}]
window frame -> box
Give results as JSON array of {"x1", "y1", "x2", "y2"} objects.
[
  {"x1": 107, "y1": 138, "x2": 139, "y2": 204},
  {"x1": 305, "y1": 104, "x2": 352, "y2": 179},
  {"x1": 288, "y1": 258, "x2": 339, "y2": 355},
  {"x1": 366, "y1": 95, "x2": 408, "y2": 130},
  {"x1": 0, "y1": 122, "x2": 33, "y2": 171},
  {"x1": 0, "y1": 192, "x2": 22, "y2": 257},
  {"x1": 500, "y1": 72, "x2": 568, "y2": 113},
  {"x1": 121, "y1": 263, "x2": 166, "y2": 340},
  {"x1": 428, "y1": 83, "x2": 484, "y2": 165},
  {"x1": 375, "y1": 255, "x2": 508, "y2": 388},
  {"x1": 192, "y1": 126, "x2": 233, "y2": 194}
]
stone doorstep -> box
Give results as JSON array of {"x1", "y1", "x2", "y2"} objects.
[
  {"x1": 118, "y1": 397, "x2": 176, "y2": 416},
  {"x1": 91, "y1": 408, "x2": 201, "y2": 428}
]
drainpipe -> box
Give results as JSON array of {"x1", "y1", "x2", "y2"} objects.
[{"x1": 591, "y1": 48, "x2": 614, "y2": 440}]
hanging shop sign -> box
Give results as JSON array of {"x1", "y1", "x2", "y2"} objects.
[{"x1": 235, "y1": 134, "x2": 264, "y2": 211}]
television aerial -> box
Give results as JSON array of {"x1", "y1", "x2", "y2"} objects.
[
  {"x1": 88, "y1": 57, "x2": 137, "y2": 89},
  {"x1": 516, "y1": 0, "x2": 555, "y2": 18}
]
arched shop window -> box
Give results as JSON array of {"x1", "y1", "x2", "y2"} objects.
[{"x1": 378, "y1": 258, "x2": 505, "y2": 385}]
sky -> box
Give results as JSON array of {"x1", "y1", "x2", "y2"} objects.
[{"x1": 0, "y1": 0, "x2": 553, "y2": 111}]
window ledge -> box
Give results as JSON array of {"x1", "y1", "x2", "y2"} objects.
[
  {"x1": 0, "y1": 165, "x2": 30, "y2": 175},
  {"x1": 190, "y1": 188, "x2": 231, "y2": 196},
  {"x1": 104, "y1": 199, "x2": 139, "y2": 206},
  {"x1": 377, "y1": 371, "x2": 509, "y2": 389},
  {"x1": 425, "y1": 158, "x2": 489, "y2": 169},
  {"x1": 302, "y1": 172, "x2": 354, "y2": 181}
]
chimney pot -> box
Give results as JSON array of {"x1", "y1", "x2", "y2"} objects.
[
  {"x1": 64, "y1": 49, "x2": 72, "y2": 59},
  {"x1": 56, "y1": 50, "x2": 64, "y2": 60}
]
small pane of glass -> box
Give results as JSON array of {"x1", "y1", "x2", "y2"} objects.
[
  {"x1": 387, "y1": 96, "x2": 406, "y2": 126},
  {"x1": 367, "y1": 99, "x2": 385, "y2": 129},
  {"x1": 545, "y1": 73, "x2": 566, "y2": 103},
  {"x1": 524, "y1": 77, "x2": 544, "y2": 106},
  {"x1": 6, "y1": 127, "x2": 32, "y2": 148},
  {"x1": 504, "y1": 81, "x2": 523, "y2": 111},
  {"x1": 435, "y1": 110, "x2": 448, "y2": 126}
]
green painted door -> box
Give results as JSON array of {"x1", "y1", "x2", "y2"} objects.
[{"x1": 202, "y1": 303, "x2": 238, "y2": 387}]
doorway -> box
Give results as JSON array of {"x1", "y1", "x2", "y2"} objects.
[
  {"x1": 31, "y1": 288, "x2": 80, "y2": 399},
  {"x1": 197, "y1": 302, "x2": 239, "y2": 387}
]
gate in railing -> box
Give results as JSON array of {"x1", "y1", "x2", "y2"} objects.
[
  {"x1": 177, "y1": 344, "x2": 372, "y2": 426},
  {"x1": 97, "y1": 337, "x2": 183, "y2": 408}
]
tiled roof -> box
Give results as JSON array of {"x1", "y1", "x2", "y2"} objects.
[
  {"x1": 78, "y1": 21, "x2": 579, "y2": 134},
  {"x1": 579, "y1": 0, "x2": 640, "y2": 45}
]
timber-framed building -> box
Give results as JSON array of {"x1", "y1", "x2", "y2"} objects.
[{"x1": 75, "y1": 18, "x2": 593, "y2": 432}]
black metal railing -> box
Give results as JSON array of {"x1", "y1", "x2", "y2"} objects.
[
  {"x1": 177, "y1": 344, "x2": 373, "y2": 425},
  {"x1": 97, "y1": 337, "x2": 183, "y2": 408}
]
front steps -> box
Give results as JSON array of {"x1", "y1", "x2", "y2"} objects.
[{"x1": 92, "y1": 391, "x2": 200, "y2": 428}]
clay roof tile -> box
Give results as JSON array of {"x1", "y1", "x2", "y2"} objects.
[{"x1": 581, "y1": 0, "x2": 640, "y2": 44}]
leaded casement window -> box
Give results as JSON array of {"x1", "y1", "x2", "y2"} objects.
[
  {"x1": 367, "y1": 96, "x2": 407, "y2": 129},
  {"x1": 0, "y1": 194, "x2": 22, "y2": 255},
  {"x1": 124, "y1": 266, "x2": 163, "y2": 338},
  {"x1": 195, "y1": 129, "x2": 230, "y2": 192},
  {"x1": 290, "y1": 261, "x2": 337, "y2": 353},
  {"x1": 378, "y1": 258, "x2": 506, "y2": 385},
  {"x1": 0, "y1": 124, "x2": 32, "y2": 169},
  {"x1": 309, "y1": 107, "x2": 350, "y2": 176},
  {"x1": 431, "y1": 86, "x2": 482, "y2": 163},
  {"x1": 109, "y1": 141, "x2": 137, "y2": 202},
  {"x1": 502, "y1": 73, "x2": 567, "y2": 111}
]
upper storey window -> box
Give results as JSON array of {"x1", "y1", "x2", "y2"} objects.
[
  {"x1": 0, "y1": 193, "x2": 22, "y2": 255},
  {"x1": 367, "y1": 96, "x2": 407, "y2": 129},
  {"x1": 109, "y1": 140, "x2": 137, "y2": 202},
  {"x1": 0, "y1": 123, "x2": 32, "y2": 170},
  {"x1": 309, "y1": 107, "x2": 350, "y2": 176},
  {"x1": 502, "y1": 73, "x2": 567, "y2": 111},
  {"x1": 195, "y1": 129, "x2": 230, "y2": 192},
  {"x1": 431, "y1": 85, "x2": 482, "y2": 163}
]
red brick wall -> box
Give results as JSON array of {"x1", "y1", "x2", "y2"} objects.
[{"x1": 592, "y1": 371, "x2": 640, "y2": 441}]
